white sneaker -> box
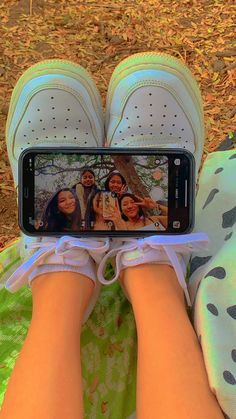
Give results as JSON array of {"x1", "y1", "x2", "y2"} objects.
[
  {"x1": 6, "y1": 59, "x2": 104, "y2": 185},
  {"x1": 97, "y1": 234, "x2": 209, "y2": 306},
  {"x1": 5, "y1": 59, "x2": 107, "y2": 322},
  {"x1": 105, "y1": 51, "x2": 204, "y2": 174}
]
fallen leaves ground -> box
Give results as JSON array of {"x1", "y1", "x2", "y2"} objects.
[{"x1": 0, "y1": 0, "x2": 235, "y2": 250}]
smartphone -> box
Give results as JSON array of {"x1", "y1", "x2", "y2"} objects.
[
  {"x1": 102, "y1": 192, "x2": 117, "y2": 219},
  {"x1": 19, "y1": 147, "x2": 195, "y2": 237}
]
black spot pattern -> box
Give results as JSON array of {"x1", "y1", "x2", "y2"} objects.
[
  {"x1": 215, "y1": 167, "x2": 224, "y2": 174},
  {"x1": 189, "y1": 256, "x2": 212, "y2": 276},
  {"x1": 204, "y1": 266, "x2": 226, "y2": 280},
  {"x1": 229, "y1": 154, "x2": 236, "y2": 160},
  {"x1": 227, "y1": 306, "x2": 236, "y2": 320},
  {"x1": 231, "y1": 350, "x2": 236, "y2": 362},
  {"x1": 223, "y1": 370, "x2": 236, "y2": 385},
  {"x1": 207, "y1": 303, "x2": 218, "y2": 316},
  {"x1": 222, "y1": 206, "x2": 236, "y2": 229},
  {"x1": 202, "y1": 188, "x2": 219, "y2": 209},
  {"x1": 225, "y1": 232, "x2": 233, "y2": 241}
]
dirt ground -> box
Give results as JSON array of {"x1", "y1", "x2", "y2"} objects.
[{"x1": 0, "y1": 0, "x2": 235, "y2": 250}]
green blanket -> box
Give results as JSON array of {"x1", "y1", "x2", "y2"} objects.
[{"x1": 0, "y1": 241, "x2": 136, "y2": 418}]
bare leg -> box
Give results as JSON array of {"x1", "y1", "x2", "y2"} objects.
[
  {"x1": 120, "y1": 264, "x2": 224, "y2": 419},
  {"x1": 0, "y1": 271, "x2": 94, "y2": 419}
]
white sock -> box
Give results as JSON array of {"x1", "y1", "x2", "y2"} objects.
[{"x1": 29, "y1": 263, "x2": 97, "y2": 284}]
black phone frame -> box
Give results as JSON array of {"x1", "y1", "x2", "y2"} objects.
[{"x1": 19, "y1": 147, "x2": 195, "y2": 237}]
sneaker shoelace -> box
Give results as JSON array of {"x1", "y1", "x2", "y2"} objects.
[
  {"x1": 97, "y1": 232, "x2": 209, "y2": 306},
  {"x1": 6, "y1": 236, "x2": 110, "y2": 291}
]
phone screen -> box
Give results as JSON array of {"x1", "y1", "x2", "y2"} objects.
[{"x1": 19, "y1": 148, "x2": 194, "y2": 236}]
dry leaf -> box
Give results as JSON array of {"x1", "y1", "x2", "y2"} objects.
[
  {"x1": 112, "y1": 342, "x2": 123, "y2": 352},
  {"x1": 99, "y1": 327, "x2": 105, "y2": 336},
  {"x1": 88, "y1": 393, "x2": 93, "y2": 405},
  {"x1": 0, "y1": 0, "x2": 235, "y2": 251},
  {"x1": 89, "y1": 377, "x2": 99, "y2": 394},
  {"x1": 101, "y1": 401, "x2": 108, "y2": 414},
  {"x1": 116, "y1": 315, "x2": 123, "y2": 328}
]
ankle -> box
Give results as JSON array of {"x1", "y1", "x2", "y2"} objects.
[
  {"x1": 31, "y1": 271, "x2": 95, "y2": 324},
  {"x1": 120, "y1": 264, "x2": 185, "y2": 308}
]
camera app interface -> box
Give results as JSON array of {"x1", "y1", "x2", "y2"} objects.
[{"x1": 33, "y1": 153, "x2": 169, "y2": 232}]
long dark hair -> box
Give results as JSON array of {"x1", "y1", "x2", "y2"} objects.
[
  {"x1": 104, "y1": 171, "x2": 127, "y2": 192},
  {"x1": 119, "y1": 193, "x2": 145, "y2": 221},
  {"x1": 42, "y1": 188, "x2": 82, "y2": 232},
  {"x1": 84, "y1": 190, "x2": 115, "y2": 230}
]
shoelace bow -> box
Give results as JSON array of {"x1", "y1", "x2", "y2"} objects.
[
  {"x1": 97, "y1": 232, "x2": 209, "y2": 306},
  {"x1": 6, "y1": 236, "x2": 110, "y2": 291}
]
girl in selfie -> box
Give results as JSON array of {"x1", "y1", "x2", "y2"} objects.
[
  {"x1": 104, "y1": 171, "x2": 128, "y2": 197},
  {"x1": 42, "y1": 188, "x2": 82, "y2": 232},
  {"x1": 119, "y1": 192, "x2": 168, "y2": 231},
  {"x1": 85, "y1": 190, "x2": 127, "y2": 231},
  {"x1": 72, "y1": 168, "x2": 98, "y2": 220}
]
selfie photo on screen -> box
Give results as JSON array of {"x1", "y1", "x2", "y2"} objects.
[{"x1": 33, "y1": 153, "x2": 168, "y2": 232}]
